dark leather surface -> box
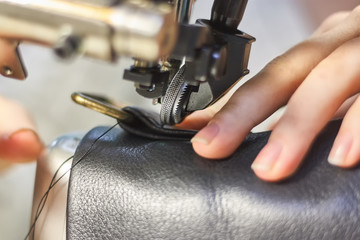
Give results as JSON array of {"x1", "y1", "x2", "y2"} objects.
[
  {"x1": 119, "y1": 107, "x2": 197, "y2": 140},
  {"x1": 67, "y1": 119, "x2": 360, "y2": 240}
]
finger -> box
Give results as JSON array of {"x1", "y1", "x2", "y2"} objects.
[
  {"x1": 0, "y1": 96, "x2": 43, "y2": 163},
  {"x1": 312, "y1": 11, "x2": 349, "y2": 37},
  {"x1": 328, "y1": 95, "x2": 360, "y2": 168},
  {"x1": 333, "y1": 93, "x2": 359, "y2": 119},
  {"x1": 191, "y1": 8, "x2": 360, "y2": 159},
  {"x1": 177, "y1": 87, "x2": 236, "y2": 130},
  {"x1": 177, "y1": 109, "x2": 214, "y2": 130},
  {"x1": 251, "y1": 36, "x2": 360, "y2": 182},
  {"x1": 181, "y1": 10, "x2": 350, "y2": 130}
]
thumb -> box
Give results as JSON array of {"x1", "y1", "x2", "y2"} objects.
[{"x1": 0, "y1": 96, "x2": 43, "y2": 163}]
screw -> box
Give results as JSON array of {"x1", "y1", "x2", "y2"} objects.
[
  {"x1": 54, "y1": 35, "x2": 81, "y2": 59},
  {"x1": 2, "y1": 66, "x2": 13, "y2": 76}
]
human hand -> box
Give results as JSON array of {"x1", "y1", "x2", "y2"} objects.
[
  {"x1": 0, "y1": 96, "x2": 43, "y2": 166},
  {"x1": 180, "y1": 7, "x2": 360, "y2": 182},
  {"x1": 0, "y1": 40, "x2": 43, "y2": 167}
]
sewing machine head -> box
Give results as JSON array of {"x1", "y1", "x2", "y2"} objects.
[{"x1": 0, "y1": 0, "x2": 254, "y2": 125}]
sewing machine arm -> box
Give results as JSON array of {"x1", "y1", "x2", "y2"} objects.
[{"x1": 0, "y1": 0, "x2": 254, "y2": 125}]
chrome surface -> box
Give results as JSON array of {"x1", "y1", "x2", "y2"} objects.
[
  {"x1": 175, "y1": 0, "x2": 195, "y2": 23},
  {"x1": 0, "y1": 0, "x2": 177, "y2": 76},
  {"x1": 160, "y1": 65, "x2": 189, "y2": 125},
  {"x1": 30, "y1": 133, "x2": 84, "y2": 240}
]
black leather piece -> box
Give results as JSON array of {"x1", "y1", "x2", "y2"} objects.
[
  {"x1": 118, "y1": 107, "x2": 197, "y2": 140},
  {"x1": 67, "y1": 119, "x2": 360, "y2": 240}
]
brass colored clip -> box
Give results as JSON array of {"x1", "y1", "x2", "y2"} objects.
[{"x1": 71, "y1": 92, "x2": 133, "y2": 122}]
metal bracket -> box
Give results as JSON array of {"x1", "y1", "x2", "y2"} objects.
[{"x1": 0, "y1": 39, "x2": 27, "y2": 80}]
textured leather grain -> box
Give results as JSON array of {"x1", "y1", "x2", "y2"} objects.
[{"x1": 67, "y1": 119, "x2": 360, "y2": 240}]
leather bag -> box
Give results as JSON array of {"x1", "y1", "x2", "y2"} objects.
[{"x1": 67, "y1": 111, "x2": 360, "y2": 240}]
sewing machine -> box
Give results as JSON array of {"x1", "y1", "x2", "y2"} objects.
[
  {"x1": 0, "y1": 1, "x2": 255, "y2": 239},
  {"x1": 0, "y1": 0, "x2": 254, "y2": 125},
  {"x1": 2, "y1": 2, "x2": 360, "y2": 240}
]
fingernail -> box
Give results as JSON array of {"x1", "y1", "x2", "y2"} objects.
[
  {"x1": 0, "y1": 129, "x2": 42, "y2": 147},
  {"x1": 1, "y1": 129, "x2": 35, "y2": 140},
  {"x1": 191, "y1": 123, "x2": 220, "y2": 145},
  {"x1": 9, "y1": 128, "x2": 40, "y2": 141},
  {"x1": 251, "y1": 141, "x2": 283, "y2": 172},
  {"x1": 328, "y1": 134, "x2": 352, "y2": 166}
]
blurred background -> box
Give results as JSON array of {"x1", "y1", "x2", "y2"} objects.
[{"x1": 0, "y1": 0, "x2": 357, "y2": 239}]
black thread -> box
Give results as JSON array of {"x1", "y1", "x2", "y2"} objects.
[
  {"x1": 31, "y1": 155, "x2": 74, "y2": 240},
  {"x1": 24, "y1": 123, "x2": 118, "y2": 240}
]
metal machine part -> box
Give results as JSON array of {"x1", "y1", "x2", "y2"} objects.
[
  {"x1": 30, "y1": 132, "x2": 83, "y2": 240},
  {"x1": 160, "y1": 65, "x2": 191, "y2": 125},
  {"x1": 0, "y1": 0, "x2": 254, "y2": 126},
  {"x1": 0, "y1": 39, "x2": 27, "y2": 79},
  {"x1": 185, "y1": 20, "x2": 254, "y2": 110},
  {"x1": 0, "y1": 0, "x2": 177, "y2": 63},
  {"x1": 175, "y1": 0, "x2": 195, "y2": 23},
  {"x1": 121, "y1": 0, "x2": 195, "y2": 102},
  {"x1": 72, "y1": 0, "x2": 122, "y2": 6},
  {"x1": 123, "y1": 59, "x2": 170, "y2": 99},
  {"x1": 211, "y1": 0, "x2": 248, "y2": 31},
  {"x1": 157, "y1": 1, "x2": 254, "y2": 125},
  {"x1": 159, "y1": 22, "x2": 254, "y2": 125},
  {"x1": 123, "y1": 0, "x2": 254, "y2": 125}
]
